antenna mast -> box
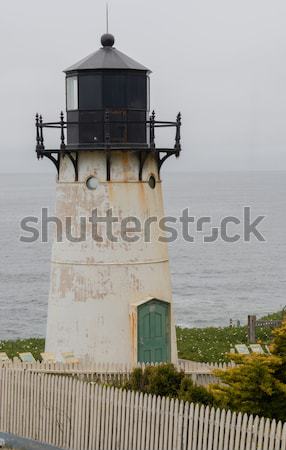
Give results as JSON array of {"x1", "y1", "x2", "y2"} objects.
[{"x1": 106, "y1": 3, "x2": 109, "y2": 33}]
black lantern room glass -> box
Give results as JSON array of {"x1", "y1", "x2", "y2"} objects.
[{"x1": 66, "y1": 69, "x2": 150, "y2": 147}]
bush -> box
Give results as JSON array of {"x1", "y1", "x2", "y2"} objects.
[
  {"x1": 210, "y1": 320, "x2": 286, "y2": 421},
  {"x1": 124, "y1": 363, "x2": 215, "y2": 406},
  {"x1": 178, "y1": 376, "x2": 215, "y2": 405}
]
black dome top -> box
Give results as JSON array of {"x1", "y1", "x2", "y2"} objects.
[
  {"x1": 64, "y1": 35, "x2": 150, "y2": 73},
  {"x1": 101, "y1": 33, "x2": 115, "y2": 47}
]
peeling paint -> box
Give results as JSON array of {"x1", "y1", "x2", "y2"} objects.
[{"x1": 45, "y1": 151, "x2": 178, "y2": 364}]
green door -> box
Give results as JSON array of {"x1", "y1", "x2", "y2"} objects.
[{"x1": 138, "y1": 299, "x2": 171, "y2": 363}]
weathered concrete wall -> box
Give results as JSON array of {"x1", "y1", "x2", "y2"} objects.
[{"x1": 45, "y1": 151, "x2": 178, "y2": 364}]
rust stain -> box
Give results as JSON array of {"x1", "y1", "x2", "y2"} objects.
[
  {"x1": 138, "y1": 182, "x2": 148, "y2": 215},
  {"x1": 122, "y1": 152, "x2": 129, "y2": 182},
  {"x1": 129, "y1": 310, "x2": 137, "y2": 365}
]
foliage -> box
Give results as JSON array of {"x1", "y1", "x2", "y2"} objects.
[
  {"x1": 123, "y1": 363, "x2": 215, "y2": 406},
  {"x1": 260, "y1": 310, "x2": 284, "y2": 321},
  {"x1": 178, "y1": 376, "x2": 215, "y2": 405},
  {"x1": 176, "y1": 326, "x2": 272, "y2": 363},
  {"x1": 210, "y1": 320, "x2": 286, "y2": 421},
  {"x1": 0, "y1": 338, "x2": 45, "y2": 361},
  {"x1": 270, "y1": 320, "x2": 286, "y2": 383}
]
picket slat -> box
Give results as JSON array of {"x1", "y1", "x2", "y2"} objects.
[{"x1": 251, "y1": 416, "x2": 260, "y2": 450}]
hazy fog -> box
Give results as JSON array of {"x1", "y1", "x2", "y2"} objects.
[{"x1": 1, "y1": 0, "x2": 286, "y2": 173}]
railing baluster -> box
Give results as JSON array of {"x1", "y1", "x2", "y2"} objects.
[
  {"x1": 35, "y1": 114, "x2": 41, "y2": 157},
  {"x1": 60, "y1": 111, "x2": 66, "y2": 150},
  {"x1": 175, "y1": 112, "x2": 181, "y2": 155},
  {"x1": 150, "y1": 110, "x2": 155, "y2": 150},
  {"x1": 39, "y1": 115, "x2": 44, "y2": 150}
]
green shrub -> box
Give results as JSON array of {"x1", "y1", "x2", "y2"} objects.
[
  {"x1": 178, "y1": 377, "x2": 215, "y2": 406},
  {"x1": 124, "y1": 363, "x2": 215, "y2": 407},
  {"x1": 210, "y1": 320, "x2": 286, "y2": 421}
]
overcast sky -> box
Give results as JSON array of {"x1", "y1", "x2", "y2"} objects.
[{"x1": 1, "y1": 0, "x2": 286, "y2": 173}]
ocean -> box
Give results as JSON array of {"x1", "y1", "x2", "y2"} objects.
[{"x1": 0, "y1": 171, "x2": 285, "y2": 339}]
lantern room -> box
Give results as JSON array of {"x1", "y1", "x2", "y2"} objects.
[
  {"x1": 35, "y1": 34, "x2": 181, "y2": 182},
  {"x1": 64, "y1": 33, "x2": 150, "y2": 148}
]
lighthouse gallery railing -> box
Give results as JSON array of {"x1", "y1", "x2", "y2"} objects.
[{"x1": 34, "y1": 111, "x2": 182, "y2": 181}]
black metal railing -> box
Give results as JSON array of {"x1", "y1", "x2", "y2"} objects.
[{"x1": 35, "y1": 110, "x2": 181, "y2": 156}]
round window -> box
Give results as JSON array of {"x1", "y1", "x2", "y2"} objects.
[
  {"x1": 86, "y1": 176, "x2": 99, "y2": 190},
  {"x1": 148, "y1": 175, "x2": 156, "y2": 189}
]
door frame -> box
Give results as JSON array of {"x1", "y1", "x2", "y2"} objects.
[{"x1": 129, "y1": 297, "x2": 172, "y2": 366}]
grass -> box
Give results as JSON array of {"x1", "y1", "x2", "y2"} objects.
[
  {"x1": 0, "y1": 311, "x2": 283, "y2": 363},
  {"x1": 0, "y1": 338, "x2": 45, "y2": 361},
  {"x1": 176, "y1": 326, "x2": 273, "y2": 363}
]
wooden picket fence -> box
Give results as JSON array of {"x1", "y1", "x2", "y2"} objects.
[
  {"x1": 0, "y1": 367, "x2": 285, "y2": 450},
  {"x1": 0, "y1": 359, "x2": 232, "y2": 387}
]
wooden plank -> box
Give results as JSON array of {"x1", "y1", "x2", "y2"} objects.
[
  {"x1": 23, "y1": 370, "x2": 30, "y2": 438},
  {"x1": 274, "y1": 421, "x2": 282, "y2": 450},
  {"x1": 251, "y1": 416, "x2": 260, "y2": 450},
  {"x1": 107, "y1": 386, "x2": 114, "y2": 450},
  {"x1": 257, "y1": 417, "x2": 265, "y2": 450},
  {"x1": 234, "y1": 412, "x2": 242, "y2": 450},
  {"x1": 222, "y1": 409, "x2": 231, "y2": 450},
  {"x1": 104, "y1": 385, "x2": 111, "y2": 450},
  {"x1": 268, "y1": 420, "x2": 277, "y2": 450},
  {"x1": 245, "y1": 415, "x2": 254, "y2": 450},
  {"x1": 51, "y1": 375, "x2": 58, "y2": 446},
  {"x1": 115, "y1": 388, "x2": 123, "y2": 450},
  {"x1": 9, "y1": 369, "x2": 15, "y2": 435},
  {"x1": 158, "y1": 396, "x2": 166, "y2": 450},
  {"x1": 263, "y1": 419, "x2": 271, "y2": 450},
  {"x1": 69, "y1": 377, "x2": 77, "y2": 450},
  {"x1": 100, "y1": 385, "x2": 107, "y2": 450},
  {"x1": 83, "y1": 380, "x2": 90, "y2": 450},
  {"x1": 128, "y1": 390, "x2": 135, "y2": 450},
  {"x1": 88, "y1": 383, "x2": 96, "y2": 450},
  {"x1": 182, "y1": 401, "x2": 190, "y2": 450},
  {"x1": 120, "y1": 388, "x2": 127, "y2": 450},
  {"x1": 187, "y1": 403, "x2": 195, "y2": 450},
  {"x1": 218, "y1": 409, "x2": 226, "y2": 450},
  {"x1": 213, "y1": 407, "x2": 221, "y2": 450},
  {"x1": 66, "y1": 376, "x2": 73, "y2": 449},
  {"x1": 197, "y1": 404, "x2": 205, "y2": 450},
  {"x1": 111, "y1": 387, "x2": 118, "y2": 450},
  {"x1": 140, "y1": 393, "x2": 148, "y2": 450},
  {"x1": 280, "y1": 422, "x2": 286, "y2": 450},
  {"x1": 57, "y1": 375, "x2": 64, "y2": 448},
  {"x1": 0, "y1": 369, "x2": 4, "y2": 431},
  {"x1": 153, "y1": 395, "x2": 161, "y2": 450},
  {"x1": 167, "y1": 397, "x2": 175, "y2": 450},
  {"x1": 39, "y1": 373, "x2": 45, "y2": 442},
  {"x1": 124, "y1": 389, "x2": 131, "y2": 450},
  {"x1": 163, "y1": 396, "x2": 170, "y2": 450},
  {"x1": 172, "y1": 398, "x2": 179, "y2": 450},
  {"x1": 35, "y1": 372, "x2": 41, "y2": 441},
  {"x1": 240, "y1": 413, "x2": 248, "y2": 450},
  {"x1": 132, "y1": 391, "x2": 139, "y2": 450}
]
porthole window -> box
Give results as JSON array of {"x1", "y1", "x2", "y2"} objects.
[
  {"x1": 148, "y1": 175, "x2": 156, "y2": 189},
  {"x1": 86, "y1": 176, "x2": 99, "y2": 190}
]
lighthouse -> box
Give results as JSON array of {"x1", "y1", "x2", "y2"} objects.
[{"x1": 35, "y1": 33, "x2": 182, "y2": 365}]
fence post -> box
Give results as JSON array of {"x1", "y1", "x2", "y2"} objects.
[{"x1": 248, "y1": 315, "x2": 256, "y2": 344}]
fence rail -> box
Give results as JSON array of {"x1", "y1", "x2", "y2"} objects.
[
  {"x1": 0, "y1": 367, "x2": 285, "y2": 450},
  {"x1": 0, "y1": 359, "x2": 233, "y2": 387}
]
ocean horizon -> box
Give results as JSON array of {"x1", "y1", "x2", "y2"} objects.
[{"x1": 0, "y1": 170, "x2": 285, "y2": 340}]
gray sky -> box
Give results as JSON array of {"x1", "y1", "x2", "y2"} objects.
[{"x1": 1, "y1": 0, "x2": 286, "y2": 173}]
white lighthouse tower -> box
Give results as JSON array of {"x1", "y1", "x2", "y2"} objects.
[{"x1": 36, "y1": 33, "x2": 182, "y2": 365}]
